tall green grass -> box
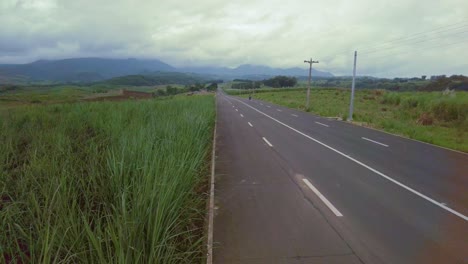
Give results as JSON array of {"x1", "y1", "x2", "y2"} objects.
[{"x1": 0, "y1": 95, "x2": 215, "y2": 263}]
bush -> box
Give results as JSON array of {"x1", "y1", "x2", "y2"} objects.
[
  {"x1": 372, "y1": 89, "x2": 384, "y2": 96},
  {"x1": 401, "y1": 97, "x2": 419, "y2": 109},
  {"x1": 363, "y1": 95, "x2": 376, "y2": 100},
  {"x1": 381, "y1": 93, "x2": 401, "y2": 105},
  {"x1": 155, "y1": 89, "x2": 166, "y2": 96},
  {"x1": 166, "y1": 85, "x2": 178, "y2": 95},
  {"x1": 431, "y1": 100, "x2": 467, "y2": 122}
]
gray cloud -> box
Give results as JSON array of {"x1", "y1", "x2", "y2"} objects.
[{"x1": 0, "y1": 0, "x2": 467, "y2": 77}]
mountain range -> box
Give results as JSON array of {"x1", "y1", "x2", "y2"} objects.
[{"x1": 0, "y1": 58, "x2": 333, "y2": 83}]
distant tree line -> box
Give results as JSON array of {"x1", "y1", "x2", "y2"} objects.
[
  {"x1": 231, "y1": 75, "x2": 297, "y2": 89},
  {"x1": 231, "y1": 81, "x2": 262, "y2": 89},
  {"x1": 293, "y1": 75, "x2": 468, "y2": 91},
  {"x1": 421, "y1": 75, "x2": 468, "y2": 91},
  {"x1": 154, "y1": 82, "x2": 219, "y2": 97},
  {"x1": 263, "y1": 76, "x2": 297, "y2": 88}
]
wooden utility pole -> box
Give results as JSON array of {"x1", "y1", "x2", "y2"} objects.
[{"x1": 304, "y1": 58, "x2": 319, "y2": 110}]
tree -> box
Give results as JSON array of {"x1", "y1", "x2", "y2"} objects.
[
  {"x1": 206, "y1": 83, "x2": 218, "y2": 91},
  {"x1": 189, "y1": 83, "x2": 204, "y2": 92},
  {"x1": 263, "y1": 76, "x2": 297, "y2": 88},
  {"x1": 155, "y1": 89, "x2": 166, "y2": 96},
  {"x1": 166, "y1": 85, "x2": 178, "y2": 95}
]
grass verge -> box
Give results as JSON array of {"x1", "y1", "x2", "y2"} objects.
[{"x1": 0, "y1": 95, "x2": 215, "y2": 263}]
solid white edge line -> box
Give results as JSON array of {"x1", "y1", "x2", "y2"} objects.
[
  {"x1": 303, "y1": 179, "x2": 343, "y2": 217},
  {"x1": 262, "y1": 137, "x2": 273, "y2": 147},
  {"x1": 240, "y1": 114, "x2": 244, "y2": 117},
  {"x1": 315, "y1": 121, "x2": 330, "y2": 127},
  {"x1": 248, "y1": 122, "x2": 253, "y2": 127},
  {"x1": 230, "y1": 96, "x2": 468, "y2": 222},
  {"x1": 291, "y1": 114, "x2": 299, "y2": 117},
  {"x1": 362, "y1": 137, "x2": 389, "y2": 147},
  {"x1": 206, "y1": 98, "x2": 217, "y2": 264}
]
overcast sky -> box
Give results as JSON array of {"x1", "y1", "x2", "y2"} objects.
[{"x1": 1, "y1": 0, "x2": 467, "y2": 77}]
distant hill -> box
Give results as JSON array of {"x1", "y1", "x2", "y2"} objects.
[
  {"x1": 181, "y1": 64, "x2": 333, "y2": 78},
  {"x1": 0, "y1": 58, "x2": 334, "y2": 84},
  {"x1": 0, "y1": 58, "x2": 175, "y2": 83}
]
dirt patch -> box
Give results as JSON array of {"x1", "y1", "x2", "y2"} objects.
[
  {"x1": 0, "y1": 194, "x2": 11, "y2": 211},
  {"x1": 417, "y1": 113, "x2": 433, "y2": 126},
  {"x1": 372, "y1": 90, "x2": 384, "y2": 96},
  {"x1": 121, "y1": 90, "x2": 154, "y2": 98}
]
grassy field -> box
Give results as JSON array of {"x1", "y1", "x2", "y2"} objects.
[
  {"x1": 0, "y1": 95, "x2": 215, "y2": 263},
  {"x1": 234, "y1": 88, "x2": 468, "y2": 152},
  {"x1": 0, "y1": 84, "x2": 190, "y2": 110}
]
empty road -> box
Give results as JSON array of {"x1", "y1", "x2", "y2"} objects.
[{"x1": 212, "y1": 91, "x2": 468, "y2": 264}]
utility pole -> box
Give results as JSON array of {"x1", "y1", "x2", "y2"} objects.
[
  {"x1": 348, "y1": 51, "x2": 357, "y2": 121},
  {"x1": 304, "y1": 58, "x2": 319, "y2": 110}
]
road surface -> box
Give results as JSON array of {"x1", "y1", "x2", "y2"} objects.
[{"x1": 212, "y1": 91, "x2": 468, "y2": 264}]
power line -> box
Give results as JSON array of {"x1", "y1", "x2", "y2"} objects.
[
  {"x1": 357, "y1": 20, "x2": 468, "y2": 52},
  {"x1": 327, "y1": 19, "x2": 468, "y2": 57},
  {"x1": 361, "y1": 29, "x2": 468, "y2": 55},
  {"x1": 361, "y1": 38, "x2": 468, "y2": 61}
]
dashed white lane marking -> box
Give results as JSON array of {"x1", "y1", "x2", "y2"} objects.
[
  {"x1": 229, "y1": 96, "x2": 468, "y2": 222},
  {"x1": 260, "y1": 103, "x2": 264, "y2": 106},
  {"x1": 267, "y1": 105, "x2": 271, "y2": 108},
  {"x1": 277, "y1": 109, "x2": 282, "y2": 112},
  {"x1": 303, "y1": 178, "x2": 343, "y2": 217},
  {"x1": 291, "y1": 114, "x2": 299, "y2": 117},
  {"x1": 248, "y1": 122, "x2": 253, "y2": 127},
  {"x1": 315, "y1": 121, "x2": 329, "y2": 127},
  {"x1": 240, "y1": 114, "x2": 244, "y2": 117},
  {"x1": 262, "y1": 137, "x2": 273, "y2": 147},
  {"x1": 362, "y1": 137, "x2": 389, "y2": 147},
  {"x1": 235, "y1": 109, "x2": 238, "y2": 112}
]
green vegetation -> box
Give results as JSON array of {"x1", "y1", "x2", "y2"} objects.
[
  {"x1": 225, "y1": 87, "x2": 306, "y2": 95},
  {"x1": 240, "y1": 88, "x2": 468, "y2": 152},
  {"x1": 296, "y1": 75, "x2": 468, "y2": 91},
  {"x1": 229, "y1": 76, "x2": 297, "y2": 89},
  {"x1": 0, "y1": 85, "x2": 91, "y2": 108},
  {"x1": 0, "y1": 81, "x2": 218, "y2": 109},
  {"x1": 0, "y1": 95, "x2": 215, "y2": 263},
  {"x1": 205, "y1": 83, "x2": 218, "y2": 92},
  {"x1": 102, "y1": 72, "x2": 206, "y2": 86},
  {"x1": 231, "y1": 80, "x2": 262, "y2": 89},
  {"x1": 225, "y1": 74, "x2": 468, "y2": 91},
  {"x1": 262, "y1": 76, "x2": 297, "y2": 88}
]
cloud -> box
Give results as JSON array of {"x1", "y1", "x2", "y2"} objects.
[{"x1": 0, "y1": 0, "x2": 467, "y2": 77}]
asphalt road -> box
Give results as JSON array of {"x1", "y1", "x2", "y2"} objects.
[{"x1": 213, "y1": 90, "x2": 468, "y2": 264}]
